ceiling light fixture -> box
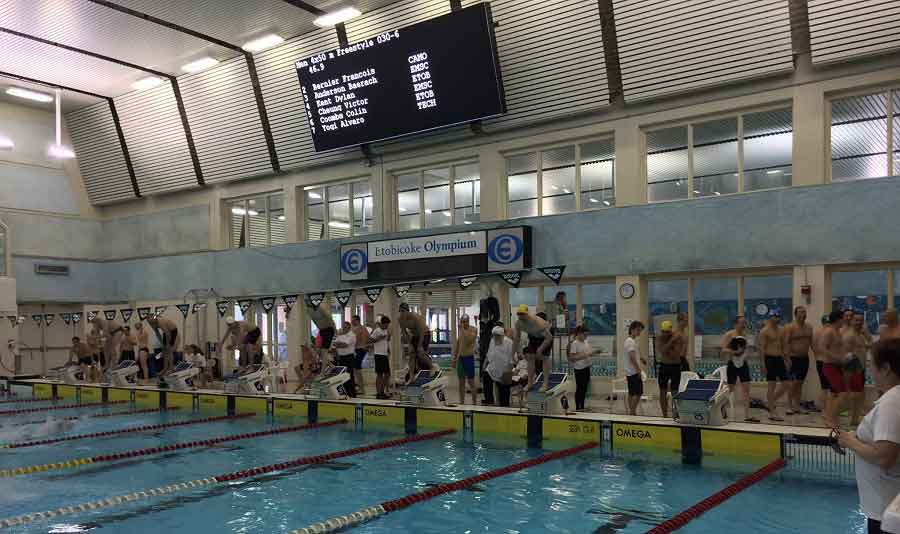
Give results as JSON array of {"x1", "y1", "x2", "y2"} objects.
[
  {"x1": 231, "y1": 207, "x2": 258, "y2": 216},
  {"x1": 307, "y1": 191, "x2": 322, "y2": 199},
  {"x1": 277, "y1": 215, "x2": 286, "y2": 221},
  {"x1": 328, "y1": 220, "x2": 351, "y2": 229},
  {"x1": 242, "y1": 34, "x2": 284, "y2": 52},
  {"x1": 181, "y1": 57, "x2": 219, "y2": 73},
  {"x1": 714, "y1": 191, "x2": 721, "y2": 196},
  {"x1": 132, "y1": 76, "x2": 164, "y2": 91},
  {"x1": 424, "y1": 209, "x2": 434, "y2": 214},
  {"x1": 563, "y1": 188, "x2": 571, "y2": 194},
  {"x1": 442, "y1": 211, "x2": 451, "y2": 217},
  {"x1": 766, "y1": 170, "x2": 782, "y2": 175},
  {"x1": 0, "y1": 135, "x2": 13, "y2": 151},
  {"x1": 398, "y1": 207, "x2": 408, "y2": 212},
  {"x1": 5, "y1": 87, "x2": 53, "y2": 103},
  {"x1": 693, "y1": 190, "x2": 702, "y2": 195},
  {"x1": 463, "y1": 221, "x2": 472, "y2": 224},
  {"x1": 48, "y1": 89, "x2": 75, "y2": 159},
  {"x1": 247, "y1": 210, "x2": 259, "y2": 216},
  {"x1": 314, "y1": 7, "x2": 362, "y2": 27},
  {"x1": 589, "y1": 198, "x2": 599, "y2": 203},
  {"x1": 602, "y1": 200, "x2": 611, "y2": 206}
]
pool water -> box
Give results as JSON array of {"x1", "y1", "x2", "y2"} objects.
[{"x1": 0, "y1": 392, "x2": 865, "y2": 533}]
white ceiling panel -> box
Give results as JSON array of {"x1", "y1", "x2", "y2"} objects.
[
  {"x1": 0, "y1": 75, "x2": 102, "y2": 112},
  {"x1": 0, "y1": 0, "x2": 235, "y2": 76},
  {"x1": 809, "y1": 0, "x2": 900, "y2": 64}
]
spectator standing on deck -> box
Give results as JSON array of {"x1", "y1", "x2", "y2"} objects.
[
  {"x1": 369, "y1": 317, "x2": 392, "y2": 399},
  {"x1": 350, "y1": 315, "x2": 369, "y2": 395},
  {"x1": 485, "y1": 326, "x2": 516, "y2": 407},
  {"x1": 623, "y1": 321, "x2": 647, "y2": 416},
  {"x1": 333, "y1": 321, "x2": 357, "y2": 397},
  {"x1": 567, "y1": 325, "x2": 593, "y2": 411}
]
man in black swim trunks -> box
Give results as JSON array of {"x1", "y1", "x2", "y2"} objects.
[
  {"x1": 655, "y1": 320, "x2": 682, "y2": 418},
  {"x1": 758, "y1": 311, "x2": 790, "y2": 422},
  {"x1": 307, "y1": 298, "x2": 336, "y2": 366},
  {"x1": 147, "y1": 315, "x2": 179, "y2": 376},
  {"x1": 70, "y1": 336, "x2": 93, "y2": 381},
  {"x1": 721, "y1": 317, "x2": 758, "y2": 422},
  {"x1": 783, "y1": 306, "x2": 814, "y2": 415},
  {"x1": 398, "y1": 303, "x2": 432, "y2": 380}
]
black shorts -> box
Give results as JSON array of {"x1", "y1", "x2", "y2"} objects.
[
  {"x1": 765, "y1": 355, "x2": 788, "y2": 381},
  {"x1": 526, "y1": 336, "x2": 551, "y2": 358},
  {"x1": 93, "y1": 353, "x2": 106, "y2": 366},
  {"x1": 410, "y1": 333, "x2": 431, "y2": 352},
  {"x1": 121, "y1": 350, "x2": 135, "y2": 361},
  {"x1": 727, "y1": 360, "x2": 751, "y2": 385},
  {"x1": 790, "y1": 356, "x2": 810, "y2": 381},
  {"x1": 374, "y1": 354, "x2": 390, "y2": 375},
  {"x1": 319, "y1": 327, "x2": 336, "y2": 350},
  {"x1": 354, "y1": 349, "x2": 367, "y2": 370},
  {"x1": 658, "y1": 363, "x2": 682, "y2": 391},
  {"x1": 626, "y1": 373, "x2": 643, "y2": 396},
  {"x1": 78, "y1": 356, "x2": 93, "y2": 366},
  {"x1": 816, "y1": 360, "x2": 830, "y2": 390},
  {"x1": 251, "y1": 352, "x2": 263, "y2": 366}
]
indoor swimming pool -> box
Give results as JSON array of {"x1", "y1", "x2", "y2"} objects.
[{"x1": 0, "y1": 389, "x2": 864, "y2": 533}]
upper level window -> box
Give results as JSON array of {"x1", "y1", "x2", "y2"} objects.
[
  {"x1": 395, "y1": 162, "x2": 479, "y2": 230},
  {"x1": 306, "y1": 178, "x2": 374, "y2": 240},
  {"x1": 646, "y1": 107, "x2": 792, "y2": 202},
  {"x1": 506, "y1": 139, "x2": 615, "y2": 219},
  {"x1": 228, "y1": 193, "x2": 285, "y2": 248},
  {"x1": 830, "y1": 91, "x2": 898, "y2": 182},
  {"x1": 0, "y1": 219, "x2": 7, "y2": 277}
]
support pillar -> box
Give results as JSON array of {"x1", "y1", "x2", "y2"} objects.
[{"x1": 615, "y1": 275, "x2": 648, "y2": 377}]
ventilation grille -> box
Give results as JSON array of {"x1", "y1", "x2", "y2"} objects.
[
  {"x1": 66, "y1": 102, "x2": 136, "y2": 204},
  {"x1": 809, "y1": 0, "x2": 900, "y2": 64}
]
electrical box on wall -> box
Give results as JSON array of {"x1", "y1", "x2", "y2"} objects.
[{"x1": 34, "y1": 264, "x2": 69, "y2": 276}]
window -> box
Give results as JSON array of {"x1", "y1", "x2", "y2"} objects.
[
  {"x1": 506, "y1": 139, "x2": 615, "y2": 217},
  {"x1": 228, "y1": 193, "x2": 286, "y2": 248},
  {"x1": 832, "y1": 270, "x2": 888, "y2": 335},
  {"x1": 582, "y1": 283, "x2": 616, "y2": 357},
  {"x1": 648, "y1": 280, "x2": 689, "y2": 334},
  {"x1": 233, "y1": 304, "x2": 288, "y2": 365},
  {"x1": 743, "y1": 275, "x2": 792, "y2": 334},
  {"x1": 305, "y1": 178, "x2": 374, "y2": 240},
  {"x1": 394, "y1": 162, "x2": 480, "y2": 229},
  {"x1": 830, "y1": 91, "x2": 898, "y2": 181},
  {"x1": 0, "y1": 219, "x2": 7, "y2": 277},
  {"x1": 646, "y1": 107, "x2": 793, "y2": 202}
]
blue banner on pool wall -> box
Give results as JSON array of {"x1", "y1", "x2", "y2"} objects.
[{"x1": 341, "y1": 227, "x2": 530, "y2": 282}]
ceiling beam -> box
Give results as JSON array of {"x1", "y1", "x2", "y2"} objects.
[
  {"x1": 280, "y1": 0, "x2": 327, "y2": 16},
  {"x1": 596, "y1": 0, "x2": 624, "y2": 104},
  {"x1": 85, "y1": 0, "x2": 281, "y2": 172},
  {"x1": 0, "y1": 70, "x2": 107, "y2": 100}
]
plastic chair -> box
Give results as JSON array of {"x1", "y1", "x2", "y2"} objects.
[
  {"x1": 706, "y1": 365, "x2": 735, "y2": 419},
  {"x1": 678, "y1": 371, "x2": 700, "y2": 393},
  {"x1": 609, "y1": 377, "x2": 628, "y2": 412}
]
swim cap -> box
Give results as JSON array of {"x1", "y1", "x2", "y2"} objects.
[
  {"x1": 515, "y1": 304, "x2": 529, "y2": 314},
  {"x1": 460, "y1": 314, "x2": 470, "y2": 322},
  {"x1": 660, "y1": 320, "x2": 673, "y2": 332},
  {"x1": 491, "y1": 326, "x2": 505, "y2": 335},
  {"x1": 729, "y1": 336, "x2": 748, "y2": 351}
]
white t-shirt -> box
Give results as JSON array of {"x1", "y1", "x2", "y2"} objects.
[
  {"x1": 623, "y1": 337, "x2": 640, "y2": 377},
  {"x1": 334, "y1": 331, "x2": 356, "y2": 356},
  {"x1": 371, "y1": 327, "x2": 389, "y2": 356},
  {"x1": 568, "y1": 340, "x2": 593, "y2": 371},
  {"x1": 855, "y1": 384, "x2": 900, "y2": 521},
  {"x1": 485, "y1": 337, "x2": 515, "y2": 382}
]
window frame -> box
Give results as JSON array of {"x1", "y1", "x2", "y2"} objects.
[
  {"x1": 643, "y1": 104, "x2": 793, "y2": 203},
  {"x1": 226, "y1": 192, "x2": 283, "y2": 249},
  {"x1": 0, "y1": 218, "x2": 8, "y2": 277},
  {"x1": 825, "y1": 86, "x2": 897, "y2": 184},
  {"x1": 304, "y1": 177, "x2": 374, "y2": 240},
  {"x1": 505, "y1": 138, "x2": 616, "y2": 219},
  {"x1": 392, "y1": 161, "x2": 480, "y2": 229}
]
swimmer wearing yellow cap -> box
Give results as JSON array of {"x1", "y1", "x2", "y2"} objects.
[{"x1": 656, "y1": 319, "x2": 681, "y2": 418}]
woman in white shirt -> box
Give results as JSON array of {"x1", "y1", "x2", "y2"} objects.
[
  {"x1": 485, "y1": 326, "x2": 516, "y2": 407},
  {"x1": 837, "y1": 339, "x2": 900, "y2": 534},
  {"x1": 623, "y1": 321, "x2": 647, "y2": 416},
  {"x1": 568, "y1": 325, "x2": 593, "y2": 411}
]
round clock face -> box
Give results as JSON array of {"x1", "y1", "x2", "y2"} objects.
[
  {"x1": 755, "y1": 303, "x2": 769, "y2": 316},
  {"x1": 620, "y1": 283, "x2": 635, "y2": 299}
]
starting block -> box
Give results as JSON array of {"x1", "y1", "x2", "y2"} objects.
[
  {"x1": 525, "y1": 372, "x2": 572, "y2": 415},
  {"x1": 47, "y1": 363, "x2": 83, "y2": 385},
  {"x1": 305, "y1": 366, "x2": 351, "y2": 400},
  {"x1": 162, "y1": 362, "x2": 200, "y2": 391},
  {"x1": 107, "y1": 360, "x2": 140, "y2": 387},
  {"x1": 400, "y1": 370, "x2": 448, "y2": 406},
  {"x1": 673, "y1": 378, "x2": 730, "y2": 426}
]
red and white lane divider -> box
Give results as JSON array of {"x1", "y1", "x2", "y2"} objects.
[
  {"x1": 1, "y1": 412, "x2": 256, "y2": 449},
  {"x1": 290, "y1": 440, "x2": 599, "y2": 534},
  {"x1": 90, "y1": 406, "x2": 178, "y2": 418},
  {"x1": 0, "y1": 418, "x2": 346, "y2": 477},
  {"x1": 0, "y1": 400, "x2": 127, "y2": 417},
  {"x1": 0, "y1": 397, "x2": 52, "y2": 405},
  {"x1": 0, "y1": 428, "x2": 456, "y2": 528},
  {"x1": 645, "y1": 458, "x2": 787, "y2": 534}
]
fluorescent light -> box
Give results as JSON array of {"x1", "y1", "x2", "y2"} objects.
[
  {"x1": 314, "y1": 7, "x2": 361, "y2": 27},
  {"x1": 307, "y1": 191, "x2": 322, "y2": 199},
  {"x1": 328, "y1": 220, "x2": 350, "y2": 229},
  {"x1": 675, "y1": 180, "x2": 682, "y2": 186},
  {"x1": 463, "y1": 221, "x2": 472, "y2": 224},
  {"x1": 551, "y1": 185, "x2": 559, "y2": 190},
  {"x1": 589, "y1": 198, "x2": 599, "y2": 203},
  {"x1": 602, "y1": 200, "x2": 611, "y2": 206},
  {"x1": 247, "y1": 209, "x2": 259, "y2": 216},
  {"x1": 6, "y1": 87, "x2": 53, "y2": 103},
  {"x1": 693, "y1": 190, "x2": 701, "y2": 195},
  {"x1": 0, "y1": 136, "x2": 13, "y2": 151},
  {"x1": 132, "y1": 76, "x2": 164, "y2": 91},
  {"x1": 442, "y1": 211, "x2": 451, "y2": 217},
  {"x1": 231, "y1": 207, "x2": 246, "y2": 215},
  {"x1": 424, "y1": 209, "x2": 433, "y2": 214},
  {"x1": 398, "y1": 207, "x2": 408, "y2": 212},
  {"x1": 242, "y1": 34, "x2": 284, "y2": 53},
  {"x1": 714, "y1": 191, "x2": 721, "y2": 196},
  {"x1": 563, "y1": 188, "x2": 571, "y2": 194},
  {"x1": 277, "y1": 215, "x2": 286, "y2": 221},
  {"x1": 182, "y1": 57, "x2": 219, "y2": 73},
  {"x1": 48, "y1": 144, "x2": 75, "y2": 159},
  {"x1": 766, "y1": 170, "x2": 782, "y2": 175}
]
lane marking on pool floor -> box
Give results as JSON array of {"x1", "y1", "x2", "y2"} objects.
[
  {"x1": 645, "y1": 458, "x2": 787, "y2": 534},
  {"x1": 1, "y1": 412, "x2": 256, "y2": 449},
  {"x1": 289, "y1": 440, "x2": 599, "y2": 534},
  {"x1": 0, "y1": 400, "x2": 128, "y2": 417},
  {"x1": 0, "y1": 428, "x2": 456, "y2": 528},
  {"x1": 0, "y1": 418, "x2": 345, "y2": 477},
  {"x1": 3, "y1": 406, "x2": 181, "y2": 428}
]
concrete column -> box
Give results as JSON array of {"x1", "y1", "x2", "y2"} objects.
[
  {"x1": 371, "y1": 164, "x2": 387, "y2": 234},
  {"x1": 208, "y1": 191, "x2": 226, "y2": 250},
  {"x1": 284, "y1": 184, "x2": 300, "y2": 243},
  {"x1": 478, "y1": 146, "x2": 506, "y2": 222},
  {"x1": 615, "y1": 275, "x2": 648, "y2": 377},
  {"x1": 373, "y1": 290, "x2": 399, "y2": 369},
  {"x1": 792, "y1": 84, "x2": 827, "y2": 186},
  {"x1": 614, "y1": 121, "x2": 644, "y2": 206},
  {"x1": 287, "y1": 303, "x2": 307, "y2": 383},
  {"x1": 794, "y1": 265, "x2": 830, "y2": 400}
]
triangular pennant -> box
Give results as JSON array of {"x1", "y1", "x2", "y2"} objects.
[
  {"x1": 307, "y1": 293, "x2": 325, "y2": 308},
  {"x1": 393, "y1": 285, "x2": 410, "y2": 298},
  {"x1": 43, "y1": 314, "x2": 55, "y2": 327},
  {"x1": 137, "y1": 307, "x2": 151, "y2": 321},
  {"x1": 538, "y1": 265, "x2": 566, "y2": 285},
  {"x1": 61, "y1": 313, "x2": 72, "y2": 325},
  {"x1": 364, "y1": 286, "x2": 383, "y2": 303},
  {"x1": 154, "y1": 306, "x2": 167, "y2": 317},
  {"x1": 103, "y1": 310, "x2": 117, "y2": 321},
  {"x1": 261, "y1": 297, "x2": 276, "y2": 313},
  {"x1": 32, "y1": 314, "x2": 43, "y2": 326},
  {"x1": 215, "y1": 301, "x2": 230, "y2": 317},
  {"x1": 499, "y1": 271, "x2": 523, "y2": 288},
  {"x1": 192, "y1": 303, "x2": 207, "y2": 315},
  {"x1": 72, "y1": 312, "x2": 82, "y2": 324},
  {"x1": 175, "y1": 304, "x2": 190, "y2": 318},
  {"x1": 86, "y1": 311, "x2": 97, "y2": 322},
  {"x1": 120, "y1": 309, "x2": 134, "y2": 323},
  {"x1": 458, "y1": 276, "x2": 477, "y2": 289},
  {"x1": 6, "y1": 316, "x2": 16, "y2": 328},
  {"x1": 237, "y1": 300, "x2": 252, "y2": 314},
  {"x1": 282, "y1": 295, "x2": 298, "y2": 313},
  {"x1": 335, "y1": 290, "x2": 352, "y2": 307}
]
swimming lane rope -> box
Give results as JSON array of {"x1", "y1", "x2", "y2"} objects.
[{"x1": 0, "y1": 400, "x2": 127, "y2": 417}]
